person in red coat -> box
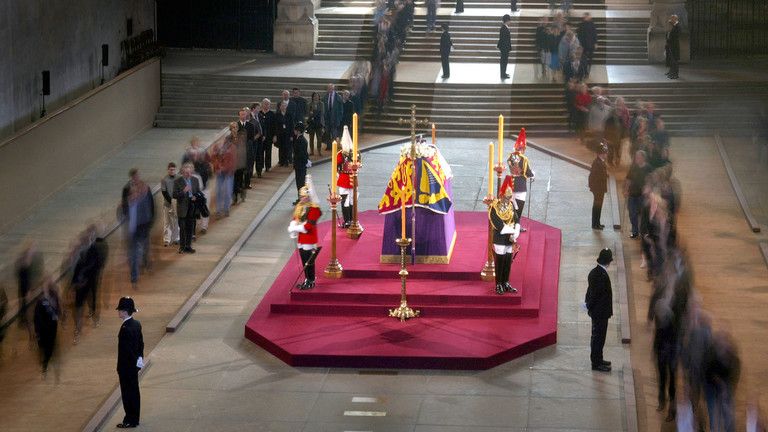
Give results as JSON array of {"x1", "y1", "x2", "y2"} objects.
[
  {"x1": 288, "y1": 175, "x2": 323, "y2": 290},
  {"x1": 336, "y1": 126, "x2": 356, "y2": 227}
]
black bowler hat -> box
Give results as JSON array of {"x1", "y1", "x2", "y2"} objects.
[
  {"x1": 294, "y1": 121, "x2": 306, "y2": 133},
  {"x1": 116, "y1": 296, "x2": 138, "y2": 313},
  {"x1": 597, "y1": 248, "x2": 613, "y2": 265}
]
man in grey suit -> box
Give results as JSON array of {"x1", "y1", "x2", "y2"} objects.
[
  {"x1": 173, "y1": 162, "x2": 201, "y2": 254},
  {"x1": 323, "y1": 83, "x2": 343, "y2": 151}
]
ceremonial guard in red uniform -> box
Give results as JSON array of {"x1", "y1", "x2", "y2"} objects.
[
  {"x1": 500, "y1": 129, "x2": 535, "y2": 231},
  {"x1": 288, "y1": 175, "x2": 323, "y2": 290},
  {"x1": 336, "y1": 126, "x2": 356, "y2": 228},
  {"x1": 489, "y1": 185, "x2": 521, "y2": 295}
]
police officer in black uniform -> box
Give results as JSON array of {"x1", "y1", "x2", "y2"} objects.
[{"x1": 116, "y1": 297, "x2": 144, "y2": 429}]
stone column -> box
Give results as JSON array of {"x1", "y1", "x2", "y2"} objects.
[
  {"x1": 273, "y1": 0, "x2": 319, "y2": 57},
  {"x1": 647, "y1": 0, "x2": 689, "y2": 63}
]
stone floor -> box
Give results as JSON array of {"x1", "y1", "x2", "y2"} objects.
[
  {"x1": 0, "y1": 128, "x2": 220, "y2": 307},
  {"x1": 101, "y1": 138, "x2": 631, "y2": 431},
  {"x1": 161, "y1": 50, "x2": 768, "y2": 88},
  {"x1": 537, "y1": 135, "x2": 768, "y2": 431}
]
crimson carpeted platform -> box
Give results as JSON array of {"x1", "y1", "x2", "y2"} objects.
[{"x1": 245, "y1": 211, "x2": 561, "y2": 370}]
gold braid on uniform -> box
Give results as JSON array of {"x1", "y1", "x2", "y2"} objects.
[
  {"x1": 488, "y1": 199, "x2": 518, "y2": 231},
  {"x1": 507, "y1": 153, "x2": 530, "y2": 178},
  {"x1": 292, "y1": 201, "x2": 320, "y2": 221}
]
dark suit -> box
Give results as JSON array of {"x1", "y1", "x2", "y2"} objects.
[
  {"x1": 342, "y1": 99, "x2": 355, "y2": 131},
  {"x1": 440, "y1": 30, "x2": 453, "y2": 77},
  {"x1": 323, "y1": 91, "x2": 343, "y2": 148},
  {"x1": 563, "y1": 59, "x2": 588, "y2": 83},
  {"x1": 238, "y1": 120, "x2": 256, "y2": 186},
  {"x1": 588, "y1": 156, "x2": 608, "y2": 228},
  {"x1": 497, "y1": 24, "x2": 512, "y2": 78},
  {"x1": 666, "y1": 23, "x2": 680, "y2": 78},
  {"x1": 293, "y1": 134, "x2": 309, "y2": 194},
  {"x1": 577, "y1": 20, "x2": 597, "y2": 73},
  {"x1": 173, "y1": 176, "x2": 201, "y2": 251},
  {"x1": 117, "y1": 317, "x2": 144, "y2": 426},
  {"x1": 290, "y1": 96, "x2": 308, "y2": 124},
  {"x1": 257, "y1": 109, "x2": 276, "y2": 172},
  {"x1": 275, "y1": 110, "x2": 294, "y2": 166},
  {"x1": 585, "y1": 265, "x2": 612, "y2": 366}
]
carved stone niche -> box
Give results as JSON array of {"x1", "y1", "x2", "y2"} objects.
[
  {"x1": 274, "y1": 0, "x2": 319, "y2": 57},
  {"x1": 647, "y1": 0, "x2": 690, "y2": 63}
]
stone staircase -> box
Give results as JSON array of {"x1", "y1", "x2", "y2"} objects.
[
  {"x1": 315, "y1": 12, "x2": 648, "y2": 64},
  {"x1": 155, "y1": 74, "x2": 350, "y2": 129},
  {"x1": 156, "y1": 72, "x2": 768, "y2": 137},
  {"x1": 321, "y1": 0, "x2": 606, "y2": 9}
]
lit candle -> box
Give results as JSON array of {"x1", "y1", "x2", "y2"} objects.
[
  {"x1": 431, "y1": 123, "x2": 436, "y2": 145},
  {"x1": 401, "y1": 194, "x2": 406, "y2": 239},
  {"x1": 331, "y1": 140, "x2": 338, "y2": 195},
  {"x1": 488, "y1": 142, "x2": 494, "y2": 197},
  {"x1": 352, "y1": 113, "x2": 358, "y2": 163},
  {"x1": 498, "y1": 115, "x2": 504, "y2": 163}
]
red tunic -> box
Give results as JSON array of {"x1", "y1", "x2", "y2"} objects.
[
  {"x1": 336, "y1": 151, "x2": 353, "y2": 189},
  {"x1": 298, "y1": 206, "x2": 322, "y2": 245}
]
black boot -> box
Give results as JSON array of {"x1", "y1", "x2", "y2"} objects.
[
  {"x1": 494, "y1": 253, "x2": 505, "y2": 294},
  {"x1": 504, "y1": 253, "x2": 517, "y2": 293},
  {"x1": 592, "y1": 207, "x2": 604, "y2": 230},
  {"x1": 342, "y1": 205, "x2": 352, "y2": 228}
]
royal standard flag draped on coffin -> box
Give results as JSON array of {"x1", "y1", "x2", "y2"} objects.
[{"x1": 378, "y1": 154, "x2": 452, "y2": 215}]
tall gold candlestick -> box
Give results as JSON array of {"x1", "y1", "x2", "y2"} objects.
[
  {"x1": 331, "y1": 140, "x2": 338, "y2": 195},
  {"x1": 352, "y1": 113, "x2": 359, "y2": 163},
  {"x1": 498, "y1": 114, "x2": 504, "y2": 162},
  {"x1": 324, "y1": 193, "x2": 343, "y2": 278},
  {"x1": 389, "y1": 237, "x2": 419, "y2": 321}
]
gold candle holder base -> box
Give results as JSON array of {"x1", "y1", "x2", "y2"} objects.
[
  {"x1": 324, "y1": 194, "x2": 344, "y2": 278},
  {"x1": 388, "y1": 237, "x2": 419, "y2": 321}
]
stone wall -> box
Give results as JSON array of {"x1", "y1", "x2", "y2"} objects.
[
  {"x1": 0, "y1": 59, "x2": 161, "y2": 234},
  {"x1": 0, "y1": 0, "x2": 155, "y2": 139}
]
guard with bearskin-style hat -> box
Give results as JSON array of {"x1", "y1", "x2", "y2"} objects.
[
  {"x1": 288, "y1": 175, "x2": 323, "y2": 290},
  {"x1": 500, "y1": 128, "x2": 535, "y2": 232},
  {"x1": 336, "y1": 126, "x2": 359, "y2": 228},
  {"x1": 489, "y1": 182, "x2": 521, "y2": 295}
]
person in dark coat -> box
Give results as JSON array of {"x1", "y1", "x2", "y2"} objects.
[
  {"x1": 576, "y1": 13, "x2": 597, "y2": 76},
  {"x1": 275, "y1": 101, "x2": 295, "y2": 167},
  {"x1": 665, "y1": 15, "x2": 681, "y2": 79},
  {"x1": 292, "y1": 122, "x2": 310, "y2": 205},
  {"x1": 497, "y1": 15, "x2": 512, "y2": 79},
  {"x1": 440, "y1": 23, "x2": 453, "y2": 78},
  {"x1": 585, "y1": 248, "x2": 613, "y2": 372},
  {"x1": 323, "y1": 84, "x2": 343, "y2": 150},
  {"x1": 173, "y1": 162, "x2": 202, "y2": 254},
  {"x1": 588, "y1": 143, "x2": 609, "y2": 230},
  {"x1": 341, "y1": 90, "x2": 355, "y2": 132},
  {"x1": 121, "y1": 169, "x2": 155, "y2": 289},
  {"x1": 257, "y1": 99, "x2": 276, "y2": 174},
  {"x1": 237, "y1": 109, "x2": 257, "y2": 188},
  {"x1": 116, "y1": 297, "x2": 144, "y2": 429},
  {"x1": 454, "y1": 0, "x2": 464, "y2": 13},
  {"x1": 34, "y1": 278, "x2": 60, "y2": 378}
]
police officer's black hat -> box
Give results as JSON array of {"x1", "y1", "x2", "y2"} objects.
[
  {"x1": 116, "y1": 296, "x2": 138, "y2": 313},
  {"x1": 597, "y1": 248, "x2": 613, "y2": 265},
  {"x1": 294, "y1": 121, "x2": 306, "y2": 133}
]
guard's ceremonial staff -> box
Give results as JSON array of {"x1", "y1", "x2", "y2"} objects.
[
  {"x1": 116, "y1": 297, "x2": 144, "y2": 429},
  {"x1": 489, "y1": 185, "x2": 521, "y2": 295},
  {"x1": 288, "y1": 176, "x2": 323, "y2": 290}
]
